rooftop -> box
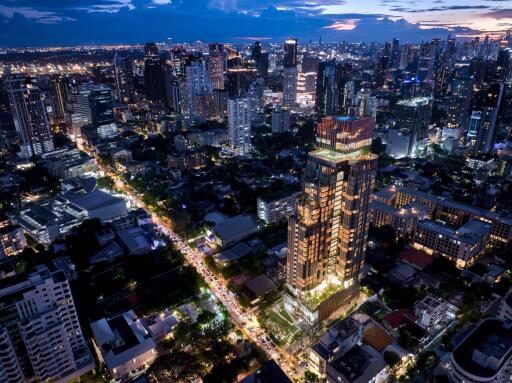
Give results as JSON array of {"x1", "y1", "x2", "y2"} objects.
[{"x1": 452, "y1": 319, "x2": 512, "y2": 378}]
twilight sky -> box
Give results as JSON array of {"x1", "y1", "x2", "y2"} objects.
[{"x1": 1, "y1": 0, "x2": 512, "y2": 47}]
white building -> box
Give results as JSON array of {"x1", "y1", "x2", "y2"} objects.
[
  {"x1": 257, "y1": 191, "x2": 300, "y2": 224},
  {"x1": 0, "y1": 267, "x2": 94, "y2": 382},
  {"x1": 228, "y1": 97, "x2": 253, "y2": 155},
  {"x1": 271, "y1": 108, "x2": 291, "y2": 133},
  {"x1": 91, "y1": 310, "x2": 157, "y2": 380}
]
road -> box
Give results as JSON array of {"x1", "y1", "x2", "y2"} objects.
[{"x1": 88, "y1": 154, "x2": 303, "y2": 381}]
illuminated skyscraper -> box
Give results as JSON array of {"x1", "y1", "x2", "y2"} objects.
[
  {"x1": 283, "y1": 38, "x2": 298, "y2": 107},
  {"x1": 228, "y1": 97, "x2": 253, "y2": 155},
  {"x1": 6, "y1": 77, "x2": 54, "y2": 158},
  {"x1": 285, "y1": 116, "x2": 378, "y2": 323},
  {"x1": 114, "y1": 53, "x2": 134, "y2": 103},
  {"x1": 208, "y1": 43, "x2": 225, "y2": 90}
]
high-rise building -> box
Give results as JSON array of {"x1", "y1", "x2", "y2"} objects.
[
  {"x1": 447, "y1": 78, "x2": 473, "y2": 136},
  {"x1": 185, "y1": 60, "x2": 212, "y2": 116},
  {"x1": 0, "y1": 267, "x2": 94, "y2": 382},
  {"x1": 283, "y1": 38, "x2": 298, "y2": 107},
  {"x1": 474, "y1": 83, "x2": 505, "y2": 154},
  {"x1": 283, "y1": 38, "x2": 298, "y2": 68},
  {"x1": 65, "y1": 82, "x2": 93, "y2": 141},
  {"x1": 49, "y1": 76, "x2": 68, "y2": 122},
  {"x1": 143, "y1": 42, "x2": 166, "y2": 103},
  {"x1": 89, "y1": 85, "x2": 114, "y2": 126},
  {"x1": 315, "y1": 61, "x2": 351, "y2": 117},
  {"x1": 114, "y1": 53, "x2": 135, "y2": 103},
  {"x1": 6, "y1": 77, "x2": 54, "y2": 158},
  {"x1": 208, "y1": 43, "x2": 225, "y2": 90},
  {"x1": 228, "y1": 97, "x2": 253, "y2": 155},
  {"x1": 251, "y1": 41, "x2": 269, "y2": 80},
  {"x1": 285, "y1": 116, "x2": 378, "y2": 323},
  {"x1": 386, "y1": 97, "x2": 432, "y2": 158},
  {"x1": 272, "y1": 107, "x2": 290, "y2": 133}
]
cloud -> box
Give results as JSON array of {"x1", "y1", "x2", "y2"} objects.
[
  {"x1": 0, "y1": 0, "x2": 495, "y2": 46},
  {"x1": 390, "y1": 5, "x2": 491, "y2": 13},
  {"x1": 484, "y1": 8, "x2": 512, "y2": 18}
]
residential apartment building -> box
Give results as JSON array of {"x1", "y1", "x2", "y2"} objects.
[
  {"x1": 285, "y1": 116, "x2": 378, "y2": 323},
  {"x1": 0, "y1": 267, "x2": 94, "y2": 382}
]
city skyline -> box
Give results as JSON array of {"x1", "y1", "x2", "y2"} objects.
[{"x1": 2, "y1": 0, "x2": 512, "y2": 47}]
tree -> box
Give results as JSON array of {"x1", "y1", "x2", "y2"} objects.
[
  {"x1": 384, "y1": 350, "x2": 400, "y2": 367},
  {"x1": 305, "y1": 370, "x2": 319, "y2": 382}
]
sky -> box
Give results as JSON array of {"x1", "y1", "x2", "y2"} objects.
[{"x1": 1, "y1": 0, "x2": 512, "y2": 47}]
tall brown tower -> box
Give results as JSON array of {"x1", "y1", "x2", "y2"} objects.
[{"x1": 285, "y1": 116, "x2": 378, "y2": 323}]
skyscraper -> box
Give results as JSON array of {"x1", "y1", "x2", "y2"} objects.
[
  {"x1": 271, "y1": 107, "x2": 290, "y2": 133},
  {"x1": 285, "y1": 116, "x2": 378, "y2": 323},
  {"x1": 143, "y1": 42, "x2": 166, "y2": 103},
  {"x1": 208, "y1": 43, "x2": 225, "y2": 90},
  {"x1": 315, "y1": 61, "x2": 351, "y2": 117},
  {"x1": 283, "y1": 38, "x2": 298, "y2": 107},
  {"x1": 0, "y1": 267, "x2": 94, "y2": 382},
  {"x1": 185, "y1": 60, "x2": 213, "y2": 116},
  {"x1": 89, "y1": 85, "x2": 114, "y2": 126},
  {"x1": 6, "y1": 77, "x2": 54, "y2": 158},
  {"x1": 114, "y1": 53, "x2": 134, "y2": 103},
  {"x1": 251, "y1": 41, "x2": 269, "y2": 80},
  {"x1": 49, "y1": 76, "x2": 68, "y2": 122},
  {"x1": 386, "y1": 97, "x2": 432, "y2": 158},
  {"x1": 474, "y1": 83, "x2": 505, "y2": 154},
  {"x1": 228, "y1": 97, "x2": 253, "y2": 155}
]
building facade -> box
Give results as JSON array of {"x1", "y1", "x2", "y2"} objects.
[
  {"x1": 6, "y1": 77, "x2": 54, "y2": 158},
  {"x1": 285, "y1": 116, "x2": 378, "y2": 323}
]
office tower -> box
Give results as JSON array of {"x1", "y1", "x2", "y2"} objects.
[
  {"x1": 226, "y1": 67, "x2": 258, "y2": 97},
  {"x1": 272, "y1": 107, "x2": 290, "y2": 133},
  {"x1": 114, "y1": 53, "x2": 134, "y2": 103},
  {"x1": 208, "y1": 43, "x2": 225, "y2": 90},
  {"x1": 6, "y1": 77, "x2": 54, "y2": 158},
  {"x1": 49, "y1": 76, "x2": 68, "y2": 122},
  {"x1": 89, "y1": 85, "x2": 114, "y2": 126},
  {"x1": 0, "y1": 267, "x2": 94, "y2": 382},
  {"x1": 474, "y1": 83, "x2": 505, "y2": 154},
  {"x1": 228, "y1": 97, "x2": 253, "y2": 155},
  {"x1": 283, "y1": 38, "x2": 298, "y2": 67},
  {"x1": 285, "y1": 116, "x2": 378, "y2": 323},
  {"x1": 65, "y1": 82, "x2": 93, "y2": 141},
  {"x1": 283, "y1": 38, "x2": 298, "y2": 107},
  {"x1": 386, "y1": 97, "x2": 432, "y2": 158},
  {"x1": 251, "y1": 41, "x2": 269, "y2": 79},
  {"x1": 143, "y1": 42, "x2": 166, "y2": 103},
  {"x1": 315, "y1": 61, "x2": 351, "y2": 117}
]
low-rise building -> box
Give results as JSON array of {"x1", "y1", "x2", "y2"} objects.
[
  {"x1": 449, "y1": 318, "x2": 512, "y2": 383},
  {"x1": 167, "y1": 149, "x2": 208, "y2": 171},
  {"x1": 0, "y1": 225, "x2": 27, "y2": 257},
  {"x1": 257, "y1": 190, "x2": 300, "y2": 224},
  {"x1": 91, "y1": 310, "x2": 157, "y2": 380},
  {"x1": 309, "y1": 317, "x2": 363, "y2": 378},
  {"x1": 39, "y1": 147, "x2": 95, "y2": 180},
  {"x1": 210, "y1": 215, "x2": 258, "y2": 247},
  {"x1": 414, "y1": 293, "x2": 456, "y2": 330},
  {"x1": 412, "y1": 219, "x2": 491, "y2": 268}
]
